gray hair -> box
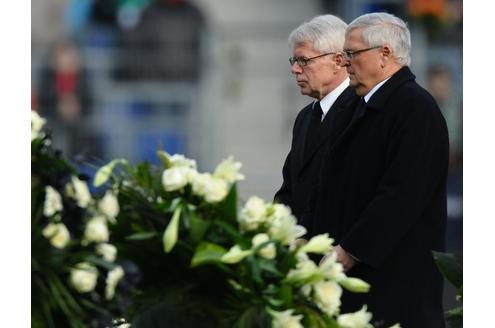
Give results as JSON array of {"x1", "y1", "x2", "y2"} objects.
[
  {"x1": 347, "y1": 12, "x2": 411, "y2": 66},
  {"x1": 288, "y1": 14, "x2": 347, "y2": 53}
]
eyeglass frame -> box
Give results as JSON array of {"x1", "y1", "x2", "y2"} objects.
[
  {"x1": 289, "y1": 52, "x2": 336, "y2": 67},
  {"x1": 343, "y1": 46, "x2": 382, "y2": 60}
]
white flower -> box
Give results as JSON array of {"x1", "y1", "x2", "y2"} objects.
[
  {"x1": 267, "y1": 205, "x2": 306, "y2": 245},
  {"x1": 70, "y1": 262, "x2": 98, "y2": 293},
  {"x1": 162, "y1": 167, "x2": 192, "y2": 191},
  {"x1": 168, "y1": 153, "x2": 197, "y2": 169},
  {"x1": 319, "y1": 253, "x2": 346, "y2": 281},
  {"x1": 31, "y1": 110, "x2": 46, "y2": 141},
  {"x1": 105, "y1": 265, "x2": 125, "y2": 300},
  {"x1": 337, "y1": 306, "x2": 373, "y2": 328},
  {"x1": 98, "y1": 190, "x2": 119, "y2": 223},
  {"x1": 313, "y1": 280, "x2": 342, "y2": 316},
  {"x1": 299, "y1": 233, "x2": 334, "y2": 254},
  {"x1": 93, "y1": 159, "x2": 128, "y2": 187},
  {"x1": 84, "y1": 216, "x2": 109, "y2": 244},
  {"x1": 191, "y1": 172, "x2": 229, "y2": 203},
  {"x1": 268, "y1": 309, "x2": 304, "y2": 328},
  {"x1": 213, "y1": 156, "x2": 245, "y2": 183},
  {"x1": 252, "y1": 233, "x2": 276, "y2": 259},
  {"x1": 203, "y1": 177, "x2": 229, "y2": 203},
  {"x1": 238, "y1": 196, "x2": 267, "y2": 232},
  {"x1": 221, "y1": 245, "x2": 253, "y2": 264},
  {"x1": 96, "y1": 243, "x2": 118, "y2": 262},
  {"x1": 66, "y1": 176, "x2": 91, "y2": 208},
  {"x1": 339, "y1": 277, "x2": 370, "y2": 293},
  {"x1": 43, "y1": 186, "x2": 63, "y2": 217},
  {"x1": 42, "y1": 223, "x2": 70, "y2": 249},
  {"x1": 286, "y1": 259, "x2": 319, "y2": 285}
]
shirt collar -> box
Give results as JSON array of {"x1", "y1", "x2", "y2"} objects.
[
  {"x1": 364, "y1": 77, "x2": 391, "y2": 103},
  {"x1": 316, "y1": 78, "x2": 350, "y2": 121}
]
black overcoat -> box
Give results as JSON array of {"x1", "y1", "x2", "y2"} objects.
[
  {"x1": 274, "y1": 86, "x2": 358, "y2": 229},
  {"x1": 312, "y1": 67, "x2": 449, "y2": 327}
]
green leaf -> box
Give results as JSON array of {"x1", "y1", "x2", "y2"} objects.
[
  {"x1": 125, "y1": 231, "x2": 159, "y2": 240},
  {"x1": 191, "y1": 242, "x2": 228, "y2": 267},
  {"x1": 188, "y1": 212, "x2": 211, "y2": 244},
  {"x1": 432, "y1": 251, "x2": 462, "y2": 289},
  {"x1": 218, "y1": 184, "x2": 238, "y2": 224}
]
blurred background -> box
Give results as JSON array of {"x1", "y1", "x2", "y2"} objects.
[{"x1": 31, "y1": 0, "x2": 462, "y2": 310}]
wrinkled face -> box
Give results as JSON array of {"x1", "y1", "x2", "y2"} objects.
[
  {"x1": 342, "y1": 28, "x2": 384, "y2": 96},
  {"x1": 290, "y1": 42, "x2": 336, "y2": 100}
]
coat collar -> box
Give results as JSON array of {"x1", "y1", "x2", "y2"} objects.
[{"x1": 366, "y1": 66, "x2": 416, "y2": 111}]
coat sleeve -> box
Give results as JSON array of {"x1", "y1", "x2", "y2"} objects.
[
  {"x1": 274, "y1": 109, "x2": 305, "y2": 206},
  {"x1": 273, "y1": 150, "x2": 292, "y2": 206},
  {"x1": 340, "y1": 90, "x2": 449, "y2": 268}
]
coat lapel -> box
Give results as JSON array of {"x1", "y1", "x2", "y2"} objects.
[{"x1": 298, "y1": 86, "x2": 357, "y2": 175}]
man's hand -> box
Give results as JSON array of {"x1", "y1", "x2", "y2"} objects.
[{"x1": 334, "y1": 245, "x2": 356, "y2": 272}]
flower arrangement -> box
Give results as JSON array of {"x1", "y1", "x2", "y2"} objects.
[
  {"x1": 95, "y1": 153, "x2": 375, "y2": 327},
  {"x1": 32, "y1": 111, "x2": 401, "y2": 327},
  {"x1": 31, "y1": 111, "x2": 127, "y2": 327}
]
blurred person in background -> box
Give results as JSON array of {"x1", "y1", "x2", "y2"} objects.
[
  {"x1": 38, "y1": 39, "x2": 97, "y2": 160},
  {"x1": 427, "y1": 64, "x2": 462, "y2": 172},
  {"x1": 274, "y1": 14, "x2": 359, "y2": 236},
  {"x1": 313, "y1": 12, "x2": 449, "y2": 327}
]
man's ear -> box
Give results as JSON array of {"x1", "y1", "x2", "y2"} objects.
[
  {"x1": 381, "y1": 44, "x2": 392, "y2": 59},
  {"x1": 334, "y1": 52, "x2": 345, "y2": 69}
]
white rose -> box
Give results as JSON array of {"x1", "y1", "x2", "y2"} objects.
[
  {"x1": 84, "y1": 216, "x2": 109, "y2": 244},
  {"x1": 313, "y1": 280, "x2": 342, "y2": 316},
  {"x1": 31, "y1": 111, "x2": 46, "y2": 141},
  {"x1": 299, "y1": 233, "x2": 334, "y2": 254},
  {"x1": 162, "y1": 167, "x2": 191, "y2": 191},
  {"x1": 42, "y1": 223, "x2": 70, "y2": 249},
  {"x1": 98, "y1": 190, "x2": 119, "y2": 223},
  {"x1": 238, "y1": 196, "x2": 267, "y2": 232},
  {"x1": 213, "y1": 156, "x2": 245, "y2": 183},
  {"x1": 43, "y1": 186, "x2": 63, "y2": 217},
  {"x1": 105, "y1": 265, "x2": 125, "y2": 300},
  {"x1": 337, "y1": 306, "x2": 373, "y2": 328},
  {"x1": 66, "y1": 176, "x2": 91, "y2": 208},
  {"x1": 252, "y1": 233, "x2": 276, "y2": 259},
  {"x1": 96, "y1": 243, "x2": 118, "y2": 262},
  {"x1": 269, "y1": 309, "x2": 304, "y2": 328},
  {"x1": 203, "y1": 176, "x2": 228, "y2": 203},
  {"x1": 70, "y1": 262, "x2": 98, "y2": 293},
  {"x1": 168, "y1": 153, "x2": 197, "y2": 169},
  {"x1": 267, "y1": 205, "x2": 306, "y2": 245}
]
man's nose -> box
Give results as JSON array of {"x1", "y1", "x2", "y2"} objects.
[
  {"x1": 340, "y1": 58, "x2": 350, "y2": 67},
  {"x1": 291, "y1": 62, "x2": 303, "y2": 74}
]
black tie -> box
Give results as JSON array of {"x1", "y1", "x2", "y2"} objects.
[{"x1": 305, "y1": 101, "x2": 323, "y2": 158}]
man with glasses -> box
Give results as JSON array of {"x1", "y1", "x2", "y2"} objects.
[
  {"x1": 314, "y1": 12, "x2": 449, "y2": 327},
  {"x1": 274, "y1": 14, "x2": 359, "y2": 238}
]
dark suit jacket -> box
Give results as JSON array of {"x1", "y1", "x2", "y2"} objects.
[
  {"x1": 313, "y1": 67, "x2": 449, "y2": 328},
  {"x1": 274, "y1": 86, "x2": 358, "y2": 234}
]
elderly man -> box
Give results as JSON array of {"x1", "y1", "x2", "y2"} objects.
[
  {"x1": 313, "y1": 13, "x2": 449, "y2": 327},
  {"x1": 274, "y1": 14, "x2": 358, "y2": 234}
]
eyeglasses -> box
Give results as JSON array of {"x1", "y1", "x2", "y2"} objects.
[
  {"x1": 343, "y1": 46, "x2": 382, "y2": 60},
  {"x1": 289, "y1": 52, "x2": 335, "y2": 67}
]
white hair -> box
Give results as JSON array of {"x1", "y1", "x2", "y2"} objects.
[
  {"x1": 346, "y1": 12, "x2": 411, "y2": 66},
  {"x1": 288, "y1": 14, "x2": 347, "y2": 53}
]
